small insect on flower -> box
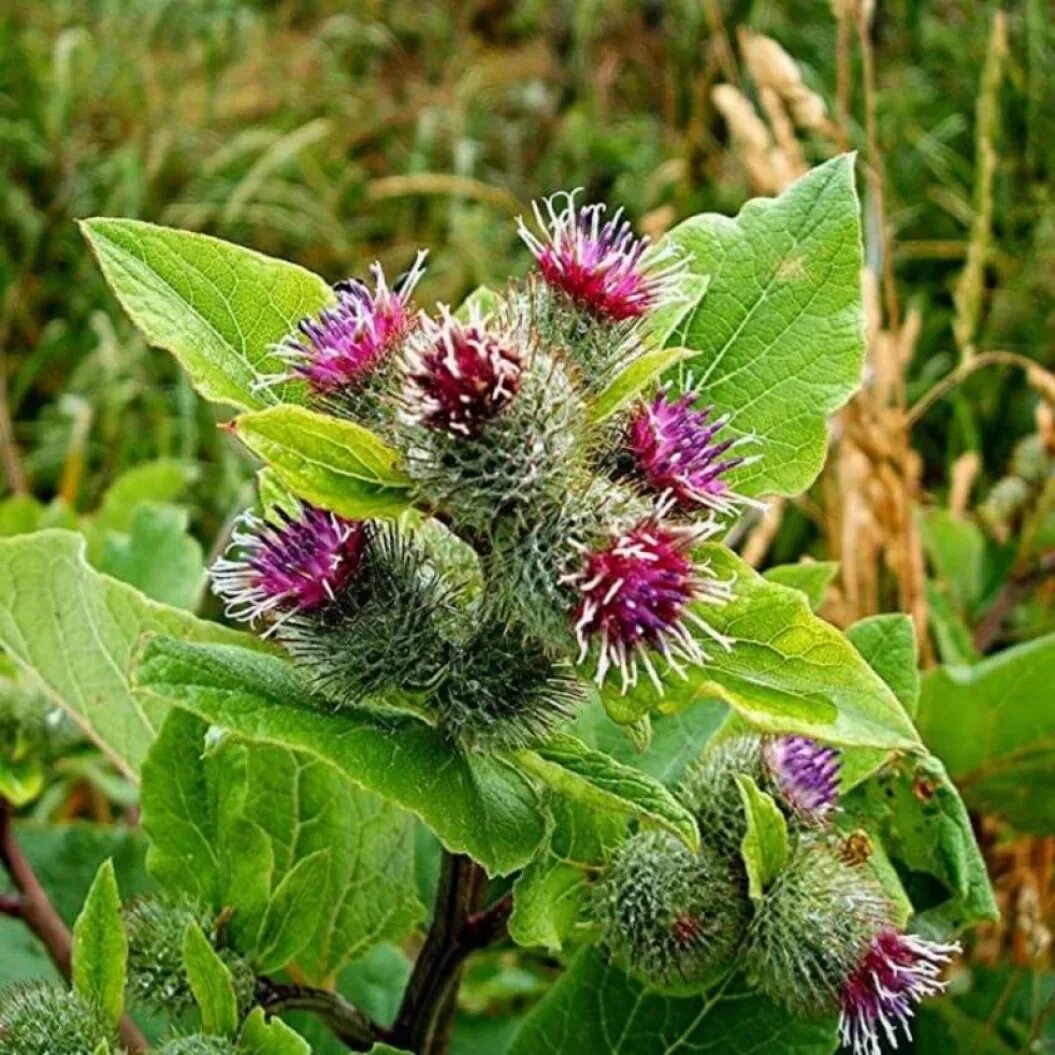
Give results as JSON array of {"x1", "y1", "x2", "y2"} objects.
[
  {"x1": 628, "y1": 391, "x2": 755, "y2": 517},
  {"x1": 209, "y1": 503, "x2": 367, "y2": 628},
  {"x1": 763, "y1": 735, "x2": 841, "y2": 821},
  {"x1": 564, "y1": 520, "x2": 732, "y2": 692},
  {"x1": 402, "y1": 307, "x2": 522, "y2": 437},
  {"x1": 518, "y1": 191, "x2": 684, "y2": 321},
  {"x1": 838, "y1": 929, "x2": 960, "y2": 1055},
  {"x1": 272, "y1": 252, "x2": 426, "y2": 394}
]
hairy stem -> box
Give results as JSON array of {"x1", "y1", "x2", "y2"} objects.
[
  {"x1": 0, "y1": 799, "x2": 148, "y2": 1053},
  {"x1": 256, "y1": 978, "x2": 378, "y2": 1050}
]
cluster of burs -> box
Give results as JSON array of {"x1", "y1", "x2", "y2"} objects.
[
  {"x1": 210, "y1": 191, "x2": 747, "y2": 749},
  {"x1": 599, "y1": 731, "x2": 957, "y2": 1055}
]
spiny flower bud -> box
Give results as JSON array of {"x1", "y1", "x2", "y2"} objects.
[
  {"x1": 518, "y1": 191, "x2": 683, "y2": 321},
  {"x1": 763, "y1": 735, "x2": 840, "y2": 821},
  {"x1": 281, "y1": 524, "x2": 452, "y2": 706},
  {"x1": 123, "y1": 897, "x2": 257, "y2": 1020},
  {"x1": 156, "y1": 1036, "x2": 239, "y2": 1055},
  {"x1": 597, "y1": 831, "x2": 746, "y2": 983},
  {"x1": 271, "y1": 253, "x2": 425, "y2": 395},
  {"x1": 402, "y1": 308, "x2": 522, "y2": 438},
  {"x1": 564, "y1": 520, "x2": 732, "y2": 693},
  {"x1": 0, "y1": 981, "x2": 112, "y2": 1055},
  {"x1": 209, "y1": 502, "x2": 367, "y2": 627},
  {"x1": 839, "y1": 929, "x2": 960, "y2": 1055},
  {"x1": 742, "y1": 840, "x2": 890, "y2": 1020},
  {"x1": 627, "y1": 391, "x2": 753, "y2": 517},
  {"x1": 433, "y1": 631, "x2": 585, "y2": 750},
  {"x1": 679, "y1": 733, "x2": 841, "y2": 856},
  {"x1": 124, "y1": 896, "x2": 213, "y2": 1017}
]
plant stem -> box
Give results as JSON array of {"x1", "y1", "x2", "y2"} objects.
[
  {"x1": 0, "y1": 798, "x2": 148, "y2": 1053},
  {"x1": 256, "y1": 978, "x2": 378, "y2": 1050},
  {"x1": 387, "y1": 851, "x2": 510, "y2": 1055}
]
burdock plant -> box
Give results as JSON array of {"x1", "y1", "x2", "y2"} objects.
[{"x1": 0, "y1": 155, "x2": 994, "y2": 1054}]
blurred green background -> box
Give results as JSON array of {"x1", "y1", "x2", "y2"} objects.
[{"x1": 2, "y1": 0, "x2": 1052, "y2": 539}]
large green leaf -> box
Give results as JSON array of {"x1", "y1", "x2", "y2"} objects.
[
  {"x1": 663, "y1": 155, "x2": 864, "y2": 497},
  {"x1": 509, "y1": 948, "x2": 836, "y2": 1054},
  {"x1": 604, "y1": 546, "x2": 920, "y2": 753},
  {"x1": 509, "y1": 798, "x2": 624, "y2": 951},
  {"x1": 231, "y1": 404, "x2": 411, "y2": 519},
  {"x1": 82, "y1": 219, "x2": 332, "y2": 409},
  {"x1": 518, "y1": 733, "x2": 699, "y2": 850},
  {"x1": 141, "y1": 710, "x2": 422, "y2": 980},
  {"x1": 0, "y1": 530, "x2": 258, "y2": 776},
  {"x1": 71, "y1": 860, "x2": 127, "y2": 1025},
  {"x1": 762, "y1": 561, "x2": 838, "y2": 613},
  {"x1": 97, "y1": 502, "x2": 204, "y2": 609},
  {"x1": 844, "y1": 753, "x2": 997, "y2": 935},
  {"x1": 916, "y1": 633, "x2": 1055, "y2": 833},
  {"x1": 846, "y1": 614, "x2": 920, "y2": 718},
  {"x1": 135, "y1": 638, "x2": 548, "y2": 876}
]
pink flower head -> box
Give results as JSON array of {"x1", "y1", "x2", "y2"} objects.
[
  {"x1": 402, "y1": 307, "x2": 522, "y2": 438},
  {"x1": 763, "y1": 735, "x2": 841, "y2": 821},
  {"x1": 564, "y1": 521, "x2": 732, "y2": 692},
  {"x1": 518, "y1": 191, "x2": 683, "y2": 321},
  {"x1": 277, "y1": 252, "x2": 426, "y2": 394},
  {"x1": 628, "y1": 392, "x2": 751, "y2": 516},
  {"x1": 210, "y1": 503, "x2": 367, "y2": 627},
  {"x1": 839, "y1": 929, "x2": 959, "y2": 1055}
]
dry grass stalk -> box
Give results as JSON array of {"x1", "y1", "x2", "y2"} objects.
[
  {"x1": 949, "y1": 452, "x2": 982, "y2": 517},
  {"x1": 953, "y1": 11, "x2": 1008, "y2": 363}
]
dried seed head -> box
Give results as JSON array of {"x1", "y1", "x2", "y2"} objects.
[
  {"x1": 564, "y1": 520, "x2": 733, "y2": 693},
  {"x1": 518, "y1": 191, "x2": 684, "y2": 321},
  {"x1": 209, "y1": 503, "x2": 368, "y2": 628},
  {"x1": 627, "y1": 391, "x2": 753, "y2": 516},
  {"x1": 271, "y1": 254, "x2": 425, "y2": 394},
  {"x1": 838, "y1": 929, "x2": 960, "y2": 1055},
  {"x1": 402, "y1": 307, "x2": 522, "y2": 438},
  {"x1": 598, "y1": 831, "x2": 747, "y2": 983}
]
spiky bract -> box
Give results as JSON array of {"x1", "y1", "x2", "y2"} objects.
[
  {"x1": 272, "y1": 254, "x2": 425, "y2": 399},
  {"x1": 433, "y1": 631, "x2": 585, "y2": 749},
  {"x1": 281, "y1": 524, "x2": 452, "y2": 707},
  {"x1": 518, "y1": 191, "x2": 684, "y2": 323},
  {"x1": 0, "y1": 981, "x2": 111, "y2": 1055},
  {"x1": 209, "y1": 503, "x2": 367, "y2": 627},
  {"x1": 627, "y1": 391, "x2": 751, "y2": 516},
  {"x1": 742, "y1": 840, "x2": 890, "y2": 1018},
  {"x1": 400, "y1": 310, "x2": 588, "y2": 536},
  {"x1": 565, "y1": 520, "x2": 732, "y2": 693},
  {"x1": 597, "y1": 831, "x2": 746, "y2": 983},
  {"x1": 763, "y1": 735, "x2": 841, "y2": 821},
  {"x1": 838, "y1": 929, "x2": 959, "y2": 1055}
]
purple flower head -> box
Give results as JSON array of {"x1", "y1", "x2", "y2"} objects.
[
  {"x1": 277, "y1": 252, "x2": 426, "y2": 394},
  {"x1": 209, "y1": 503, "x2": 367, "y2": 628},
  {"x1": 838, "y1": 929, "x2": 959, "y2": 1055},
  {"x1": 402, "y1": 307, "x2": 522, "y2": 437},
  {"x1": 763, "y1": 735, "x2": 841, "y2": 821},
  {"x1": 518, "y1": 191, "x2": 683, "y2": 321},
  {"x1": 628, "y1": 391, "x2": 752, "y2": 516},
  {"x1": 564, "y1": 520, "x2": 732, "y2": 692}
]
